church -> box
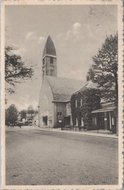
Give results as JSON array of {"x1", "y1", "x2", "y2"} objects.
[{"x1": 38, "y1": 36, "x2": 85, "y2": 128}]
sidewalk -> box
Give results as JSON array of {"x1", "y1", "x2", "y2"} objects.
[{"x1": 35, "y1": 126, "x2": 118, "y2": 139}]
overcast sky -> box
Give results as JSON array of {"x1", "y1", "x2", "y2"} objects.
[{"x1": 5, "y1": 4, "x2": 117, "y2": 110}]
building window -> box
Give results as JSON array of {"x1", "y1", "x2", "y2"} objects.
[
  {"x1": 80, "y1": 98, "x2": 83, "y2": 106},
  {"x1": 57, "y1": 112, "x2": 62, "y2": 116},
  {"x1": 81, "y1": 117, "x2": 84, "y2": 126},
  {"x1": 92, "y1": 116, "x2": 97, "y2": 126},
  {"x1": 75, "y1": 99, "x2": 77, "y2": 108},
  {"x1": 112, "y1": 117, "x2": 115, "y2": 125},
  {"x1": 76, "y1": 117, "x2": 78, "y2": 126},
  {"x1": 50, "y1": 69, "x2": 53, "y2": 75}
]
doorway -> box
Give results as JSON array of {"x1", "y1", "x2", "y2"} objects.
[
  {"x1": 43, "y1": 116, "x2": 48, "y2": 126},
  {"x1": 64, "y1": 116, "x2": 70, "y2": 125}
]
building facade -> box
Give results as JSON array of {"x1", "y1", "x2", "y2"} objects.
[
  {"x1": 71, "y1": 81, "x2": 101, "y2": 130},
  {"x1": 91, "y1": 102, "x2": 116, "y2": 132},
  {"x1": 71, "y1": 82, "x2": 117, "y2": 133},
  {"x1": 39, "y1": 36, "x2": 85, "y2": 128}
]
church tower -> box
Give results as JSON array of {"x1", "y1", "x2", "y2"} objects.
[{"x1": 42, "y1": 36, "x2": 57, "y2": 80}]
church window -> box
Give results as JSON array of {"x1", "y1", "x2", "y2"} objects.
[
  {"x1": 43, "y1": 59, "x2": 45, "y2": 65},
  {"x1": 46, "y1": 70, "x2": 48, "y2": 75},
  {"x1": 50, "y1": 57, "x2": 53, "y2": 64}
]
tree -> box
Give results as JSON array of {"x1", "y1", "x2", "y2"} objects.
[
  {"x1": 27, "y1": 105, "x2": 34, "y2": 117},
  {"x1": 86, "y1": 67, "x2": 95, "y2": 82},
  {"x1": 34, "y1": 108, "x2": 38, "y2": 114},
  {"x1": 88, "y1": 34, "x2": 118, "y2": 133},
  {"x1": 20, "y1": 110, "x2": 27, "y2": 120},
  {"x1": 5, "y1": 46, "x2": 33, "y2": 93},
  {"x1": 5, "y1": 104, "x2": 18, "y2": 126},
  {"x1": 90, "y1": 34, "x2": 118, "y2": 103}
]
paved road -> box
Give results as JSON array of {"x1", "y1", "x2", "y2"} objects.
[{"x1": 6, "y1": 128, "x2": 118, "y2": 185}]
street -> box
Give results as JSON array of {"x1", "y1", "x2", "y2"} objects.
[{"x1": 6, "y1": 127, "x2": 118, "y2": 185}]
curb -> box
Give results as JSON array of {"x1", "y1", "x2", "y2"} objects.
[{"x1": 36, "y1": 127, "x2": 118, "y2": 139}]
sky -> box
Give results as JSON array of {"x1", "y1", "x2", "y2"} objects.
[{"x1": 5, "y1": 4, "x2": 117, "y2": 111}]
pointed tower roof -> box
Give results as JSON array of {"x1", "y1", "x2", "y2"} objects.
[{"x1": 43, "y1": 36, "x2": 56, "y2": 57}]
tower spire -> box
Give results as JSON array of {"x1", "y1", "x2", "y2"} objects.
[
  {"x1": 43, "y1": 35, "x2": 56, "y2": 58},
  {"x1": 42, "y1": 36, "x2": 57, "y2": 80}
]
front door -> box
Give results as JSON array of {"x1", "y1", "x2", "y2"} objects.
[{"x1": 43, "y1": 116, "x2": 48, "y2": 126}]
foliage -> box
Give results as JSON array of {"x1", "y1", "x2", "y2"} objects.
[
  {"x1": 5, "y1": 104, "x2": 18, "y2": 125},
  {"x1": 71, "y1": 88, "x2": 101, "y2": 129},
  {"x1": 86, "y1": 68, "x2": 95, "y2": 82},
  {"x1": 19, "y1": 107, "x2": 38, "y2": 121},
  {"x1": 5, "y1": 46, "x2": 33, "y2": 93},
  {"x1": 34, "y1": 109, "x2": 38, "y2": 114},
  {"x1": 27, "y1": 105, "x2": 34, "y2": 116},
  {"x1": 20, "y1": 110, "x2": 27, "y2": 120},
  {"x1": 88, "y1": 34, "x2": 118, "y2": 103}
]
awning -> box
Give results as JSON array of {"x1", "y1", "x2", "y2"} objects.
[{"x1": 92, "y1": 106, "x2": 116, "y2": 114}]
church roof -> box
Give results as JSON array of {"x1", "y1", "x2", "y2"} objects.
[
  {"x1": 43, "y1": 36, "x2": 56, "y2": 57},
  {"x1": 46, "y1": 76, "x2": 85, "y2": 102}
]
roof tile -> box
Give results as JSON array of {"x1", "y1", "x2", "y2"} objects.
[{"x1": 46, "y1": 76, "x2": 85, "y2": 102}]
